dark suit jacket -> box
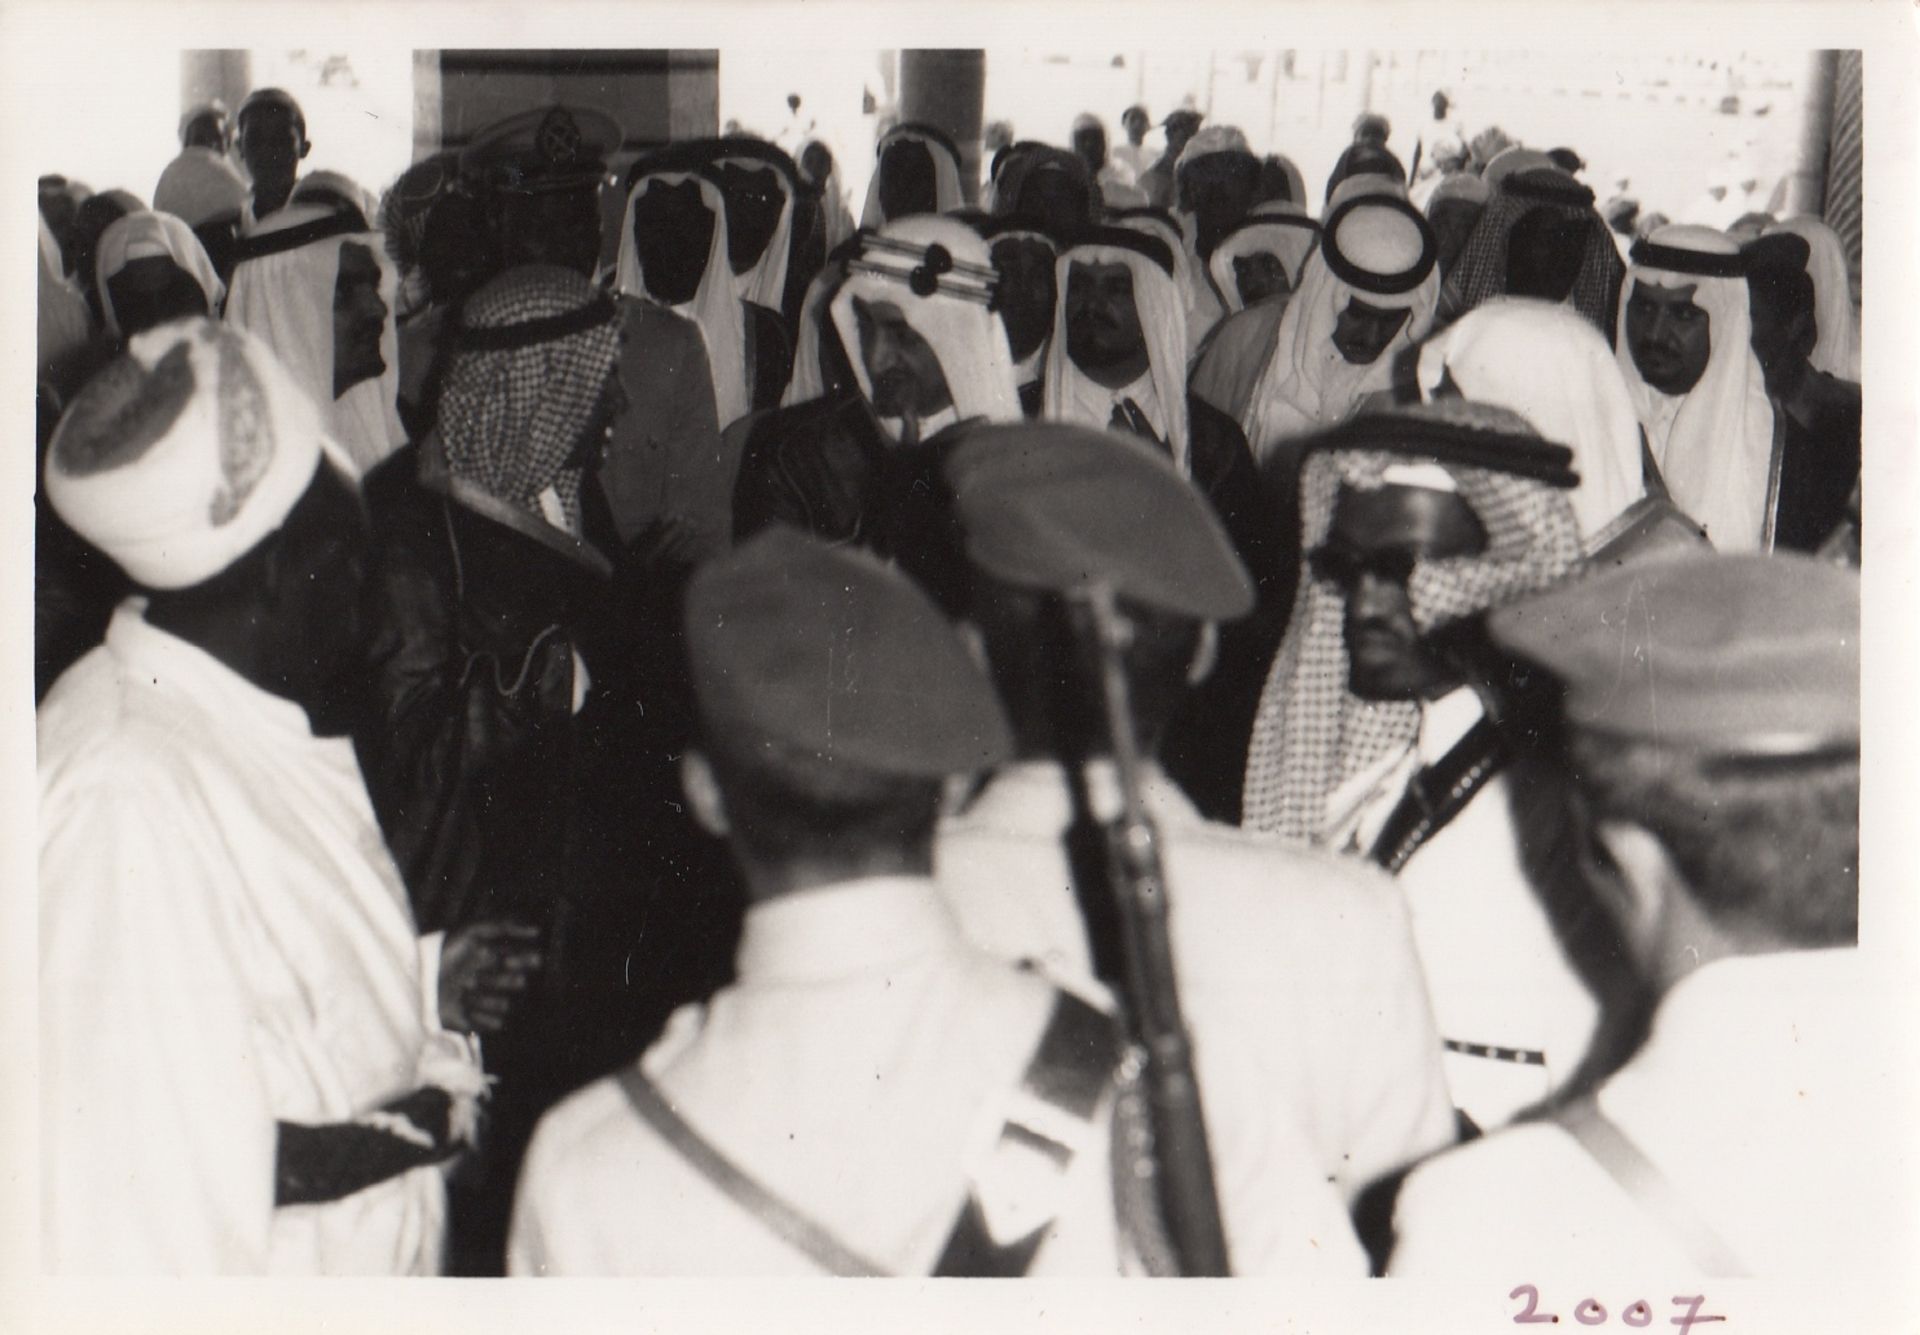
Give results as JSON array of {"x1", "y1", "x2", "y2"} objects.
[
  {"x1": 1772, "y1": 370, "x2": 1861, "y2": 553},
  {"x1": 603, "y1": 299, "x2": 729, "y2": 553}
]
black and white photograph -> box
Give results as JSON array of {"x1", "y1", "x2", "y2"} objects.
[{"x1": 5, "y1": 3, "x2": 1916, "y2": 1331}]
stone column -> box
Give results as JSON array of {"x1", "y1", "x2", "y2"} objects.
[
  {"x1": 897, "y1": 50, "x2": 985, "y2": 204},
  {"x1": 180, "y1": 50, "x2": 251, "y2": 126}
]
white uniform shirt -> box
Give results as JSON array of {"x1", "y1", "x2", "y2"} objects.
[
  {"x1": 511, "y1": 877, "x2": 1115, "y2": 1275},
  {"x1": 936, "y1": 760, "x2": 1457, "y2": 1207},
  {"x1": 38, "y1": 604, "x2": 460, "y2": 1274},
  {"x1": 1391, "y1": 949, "x2": 1908, "y2": 1277},
  {"x1": 510, "y1": 874, "x2": 1361, "y2": 1276},
  {"x1": 1329, "y1": 689, "x2": 1600, "y2": 1130}
]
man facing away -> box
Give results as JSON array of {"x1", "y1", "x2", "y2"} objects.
[
  {"x1": 935, "y1": 422, "x2": 1457, "y2": 1237},
  {"x1": 1390, "y1": 552, "x2": 1903, "y2": 1279},
  {"x1": 509, "y1": 527, "x2": 1359, "y2": 1275},
  {"x1": 39, "y1": 318, "x2": 537, "y2": 1273}
]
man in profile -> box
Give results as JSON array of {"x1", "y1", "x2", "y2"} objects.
[
  {"x1": 1742, "y1": 231, "x2": 1860, "y2": 553},
  {"x1": 39, "y1": 319, "x2": 534, "y2": 1273},
  {"x1": 731, "y1": 213, "x2": 1022, "y2": 590}
]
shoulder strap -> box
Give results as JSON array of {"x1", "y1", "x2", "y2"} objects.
[
  {"x1": 1369, "y1": 718, "x2": 1508, "y2": 873},
  {"x1": 1552, "y1": 1095, "x2": 1750, "y2": 1278},
  {"x1": 932, "y1": 987, "x2": 1128, "y2": 1277},
  {"x1": 615, "y1": 1067, "x2": 891, "y2": 1277}
]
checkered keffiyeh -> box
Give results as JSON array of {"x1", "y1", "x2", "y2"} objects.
[
  {"x1": 1240, "y1": 429, "x2": 1582, "y2": 839},
  {"x1": 438, "y1": 265, "x2": 620, "y2": 537},
  {"x1": 1440, "y1": 169, "x2": 1625, "y2": 343}
]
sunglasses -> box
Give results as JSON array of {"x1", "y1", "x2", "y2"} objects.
[{"x1": 1306, "y1": 542, "x2": 1420, "y2": 589}]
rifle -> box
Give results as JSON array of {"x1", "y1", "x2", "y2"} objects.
[{"x1": 1071, "y1": 580, "x2": 1232, "y2": 1277}]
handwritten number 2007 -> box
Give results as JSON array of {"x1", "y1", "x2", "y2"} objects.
[{"x1": 1511, "y1": 1285, "x2": 1727, "y2": 1331}]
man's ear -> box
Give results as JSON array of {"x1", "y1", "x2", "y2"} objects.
[
  {"x1": 954, "y1": 619, "x2": 990, "y2": 675},
  {"x1": 1185, "y1": 620, "x2": 1219, "y2": 687},
  {"x1": 680, "y1": 751, "x2": 730, "y2": 838},
  {"x1": 1591, "y1": 817, "x2": 1677, "y2": 946}
]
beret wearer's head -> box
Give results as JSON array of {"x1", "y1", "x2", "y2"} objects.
[
  {"x1": 1489, "y1": 551, "x2": 1859, "y2": 756},
  {"x1": 946, "y1": 423, "x2": 1254, "y2": 620},
  {"x1": 684, "y1": 527, "x2": 1013, "y2": 780}
]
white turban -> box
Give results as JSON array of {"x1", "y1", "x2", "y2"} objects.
[
  {"x1": 1615, "y1": 224, "x2": 1776, "y2": 551},
  {"x1": 861, "y1": 125, "x2": 966, "y2": 228},
  {"x1": 830, "y1": 214, "x2": 1022, "y2": 432},
  {"x1": 1766, "y1": 214, "x2": 1858, "y2": 381},
  {"x1": 617, "y1": 170, "x2": 751, "y2": 428},
  {"x1": 1043, "y1": 238, "x2": 1193, "y2": 474},
  {"x1": 224, "y1": 203, "x2": 404, "y2": 479},
  {"x1": 94, "y1": 210, "x2": 226, "y2": 338},
  {"x1": 152, "y1": 148, "x2": 248, "y2": 228},
  {"x1": 1418, "y1": 296, "x2": 1645, "y2": 545},
  {"x1": 1207, "y1": 206, "x2": 1321, "y2": 315},
  {"x1": 45, "y1": 318, "x2": 347, "y2": 590},
  {"x1": 1244, "y1": 196, "x2": 1439, "y2": 463}
]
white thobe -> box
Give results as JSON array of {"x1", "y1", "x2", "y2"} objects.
[
  {"x1": 39, "y1": 604, "x2": 467, "y2": 1274},
  {"x1": 510, "y1": 874, "x2": 1362, "y2": 1276}
]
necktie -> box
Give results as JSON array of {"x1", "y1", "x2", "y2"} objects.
[{"x1": 1110, "y1": 398, "x2": 1167, "y2": 454}]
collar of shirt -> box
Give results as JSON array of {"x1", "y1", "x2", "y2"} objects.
[
  {"x1": 734, "y1": 875, "x2": 967, "y2": 986},
  {"x1": 1013, "y1": 343, "x2": 1047, "y2": 386},
  {"x1": 873, "y1": 403, "x2": 961, "y2": 446},
  {"x1": 1323, "y1": 686, "x2": 1485, "y2": 852},
  {"x1": 105, "y1": 599, "x2": 323, "y2": 748},
  {"x1": 1064, "y1": 366, "x2": 1163, "y2": 440},
  {"x1": 1617, "y1": 947, "x2": 1862, "y2": 1097},
  {"x1": 950, "y1": 757, "x2": 1205, "y2": 839}
]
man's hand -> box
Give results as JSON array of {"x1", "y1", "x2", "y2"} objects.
[{"x1": 439, "y1": 919, "x2": 544, "y2": 1035}]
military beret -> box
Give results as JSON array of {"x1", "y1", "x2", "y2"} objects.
[
  {"x1": 1488, "y1": 551, "x2": 1859, "y2": 756},
  {"x1": 462, "y1": 105, "x2": 622, "y2": 195},
  {"x1": 1316, "y1": 400, "x2": 1581, "y2": 489},
  {"x1": 684, "y1": 527, "x2": 1013, "y2": 780},
  {"x1": 945, "y1": 423, "x2": 1254, "y2": 621}
]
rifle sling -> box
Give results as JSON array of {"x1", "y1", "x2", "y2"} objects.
[
  {"x1": 1368, "y1": 717, "x2": 1509, "y2": 874},
  {"x1": 1552, "y1": 1094, "x2": 1750, "y2": 1277},
  {"x1": 933, "y1": 986, "x2": 1124, "y2": 1276},
  {"x1": 616, "y1": 986, "x2": 1123, "y2": 1277}
]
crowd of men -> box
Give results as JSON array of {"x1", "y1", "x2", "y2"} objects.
[{"x1": 33, "y1": 83, "x2": 1881, "y2": 1280}]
